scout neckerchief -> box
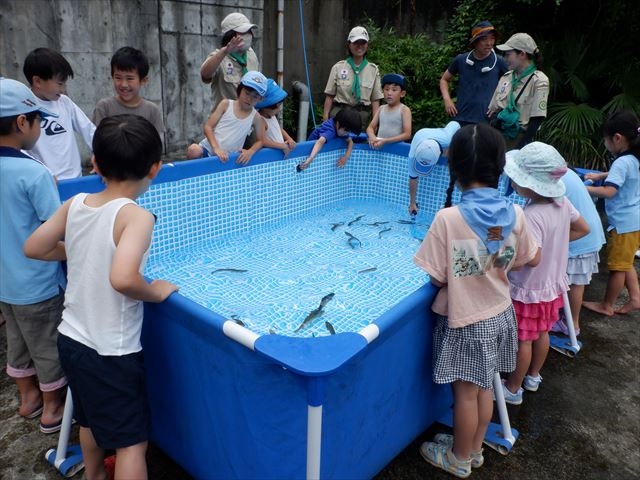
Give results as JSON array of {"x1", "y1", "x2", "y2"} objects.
[
  {"x1": 496, "y1": 63, "x2": 537, "y2": 138},
  {"x1": 346, "y1": 56, "x2": 368, "y2": 103},
  {"x1": 458, "y1": 187, "x2": 516, "y2": 255},
  {"x1": 229, "y1": 52, "x2": 248, "y2": 74},
  {"x1": 508, "y1": 63, "x2": 537, "y2": 109}
]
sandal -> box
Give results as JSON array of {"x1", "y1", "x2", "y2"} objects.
[{"x1": 420, "y1": 441, "x2": 472, "y2": 478}]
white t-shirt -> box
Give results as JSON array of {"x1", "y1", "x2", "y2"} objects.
[{"x1": 26, "y1": 94, "x2": 96, "y2": 180}]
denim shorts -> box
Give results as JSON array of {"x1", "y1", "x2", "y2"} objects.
[{"x1": 57, "y1": 334, "x2": 150, "y2": 449}]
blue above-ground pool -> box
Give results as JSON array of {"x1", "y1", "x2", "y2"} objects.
[{"x1": 58, "y1": 141, "x2": 454, "y2": 480}]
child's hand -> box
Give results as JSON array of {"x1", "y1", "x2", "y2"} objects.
[
  {"x1": 408, "y1": 202, "x2": 419, "y2": 215},
  {"x1": 236, "y1": 149, "x2": 253, "y2": 165},
  {"x1": 371, "y1": 137, "x2": 385, "y2": 149},
  {"x1": 214, "y1": 147, "x2": 229, "y2": 163},
  {"x1": 151, "y1": 279, "x2": 179, "y2": 302},
  {"x1": 584, "y1": 171, "x2": 607, "y2": 181},
  {"x1": 297, "y1": 159, "x2": 312, "y2": 171},
  {"x1": 337, "y1": 155, "x2": 349, "y2": 167},
  {"x1": 285, "y1": 140, "x2": 297, "y2": 154}
]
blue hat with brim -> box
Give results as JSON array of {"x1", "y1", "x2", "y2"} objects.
[
  {"x1": 0, "y1": 77, "x2": 57, "y2": 118},
  {"x1": 256, "y1": 79, "x2": 288, "y2": 109},
  {"x1": 240, "y1": 71, "x2": 268, "y2": 97},
  {"x1": 381, "y1": 73, "x2": 406, "y2": 90}
]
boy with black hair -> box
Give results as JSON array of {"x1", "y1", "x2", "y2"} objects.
[
  {"x1": 298, "y1": 107, "x2": 362, "y2": 171},
  {"x1": 93, "y1": 46, "x2": 165, "y2": 139},
  {"x1": 25, "y1": 114, "x2": 179, "y2": 479},
  {"x1": 366, "y1": 73, "x2": 412, "y2": 148},
  {"x1": 0, "y1": 78, "x2": 67, "y2": 434},
  {"x1": 23, "y1": 47, "x2": 96, "y2": 180}
]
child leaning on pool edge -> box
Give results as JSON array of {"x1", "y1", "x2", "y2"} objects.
[
  {"x1": 366, "y1": 73, "x2": 412, "y2": 149},
  {"x1": 413, "y1": 124, "x2": 540, "y2": 478},
  {"x1": 24, "y1": 114, "x2": 179, "y2": 480},
  {"x1": 297, "y1": 106, "x2": 362, "y2": 171},
  {"x1": 583, "y1": 111, "x2": 640, "y2": 316},
  {"x1": 186, "y1": 70, "x2": 267, "y2": 164},
  {"x1": 256, "y1": 79, "x2": 296, "y2": 157}
]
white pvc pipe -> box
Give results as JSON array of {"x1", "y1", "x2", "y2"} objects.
[
  {"x1": 306, "y1": 404, "x2": 323, "y2": 480},
  {"x1": 492, "y1": 372, "x2": 516, "y2": 444},
  {"x1": 292, "y1": 81, "x2": 310, "y2": 143},
  {"x1": 358, "y1": 324, "x2": 380, "y2": 343},
  {"x1": 276, "y1": 0, "x2": 284, "y2": 88},
  {"x1": 54, "y1": 387, "x2": 74, "y2": 466}
]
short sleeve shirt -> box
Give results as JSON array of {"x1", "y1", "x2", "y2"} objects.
[
  {"x1": 603, "y1": 153, "x2": 640, "y2": 233},
  {"x1": 93, "y1": 96, "x2": 165, "y2": 137},
  {"x1": 207, "y1": 48, "x2": 260, "y2": 111},
  {"x1": 324, "y1": 59, "x2": 383, "y2": 106},
  {"x1": 489, "y1": 70, "x2": 549, "y2": 129},
  {"x1": 308, "y1": 118, "x2": 337, "y2": 141}
]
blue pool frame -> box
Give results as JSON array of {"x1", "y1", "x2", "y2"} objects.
[{"x1": 58, "y1": 141, "x2": 453, "y2": 480}]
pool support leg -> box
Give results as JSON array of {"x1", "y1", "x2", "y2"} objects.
[
  {"x1": 484, "y1": 372, "x2": 519, "y2": 455},
  {"x1": 306, "y1": 377, "x2": 325, "y2": 480},
  {"x1": 45, "y1": 387, "x2": 84, "y2": 477},
  {"x1": 550, "y1": 291, "x2": 582, "y2": 357}
]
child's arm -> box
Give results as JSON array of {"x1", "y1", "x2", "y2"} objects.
[
  {"x1": 586, "y1": 184, "x2": 617, "y2": 199},
  {"x1": 366, "y1": 110, "x2": 380, "y2": 148},
  {"x1": 236, "y1": 114, "x2": 265, "y2": 165},
  {"x1": 24, "y1": 200, "x2": 71, "y2": 261},
  {"x1": 569, "y1": 215, "x2": 590, "y2": 242},
  {"x1": 337, "y1": 137, "x2": 354, "y2": 167},
  {"x1": 203, "y1": 100, "x2": 229, "y2": 162},
  {"x1": 260, "y1": 117, "x2": 290, "y2": 155},
  {"x1": 70, "y1": 100, "x2": 97, "y2": 149},
  {"x1": 110, "y1": 205, "x2": 178, "y2": 302},
  {"x1": 583, "y1": 171, "x2": 608, "y2": 182},
  {"x1": 282, "y1": 128, "x2": 297, "y2": 153},
  {"x1": 299, "y1": 136, "x2": 327, "y2": 170}
]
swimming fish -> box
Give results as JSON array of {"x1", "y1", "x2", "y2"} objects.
[
  {"x1": 212, "y1": 268, "x2": 248, "y2": 274},
  {"x1": 330, "y1": 222, "x2": 345, "y2": 231},
  {"x1": 347, "y1": 215, "x2": 365, "y2": 226},
  {"x1": 358, "y1": 267, "x2": 377, "y2": 274},
  {"x1": 345, "y1": 231, "x2": 362, "y2": 248},
  {"x1": 396, "y1": 219, "x2": 414, "y2": 224},
  {"x1": 268, "y1": 328, "x2": 276, "y2": 335},
  {"x1": 294, "y1": 293, "x2": 335, "y2": 332},
  {"x1": 365, "y1": 221, "x2": 390, "y2": 227},
  {"x1": 325, "y1": 321, "x2": 336, "y2": 335},
  {"x1": 378, "y1": 227, "x2": 391, "y2": 238},
  {"x1": 230, "y1": 315, "x2": 245, "y2": 327}
]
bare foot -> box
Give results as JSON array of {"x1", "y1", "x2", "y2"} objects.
[
  {"x1": 582, "y1": 301, "x2": 614, "y2": 316},
  {"x1": 614, "y1": 301, "x2": 640, "y2": 315}
]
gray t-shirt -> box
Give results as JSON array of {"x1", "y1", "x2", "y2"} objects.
[{"x1": 93, "y1": 96, "x2": 165, "y2": 138}]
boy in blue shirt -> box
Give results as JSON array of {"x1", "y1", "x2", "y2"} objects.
[
  {"x1": 298, "y1": 107, "x2": 362, "y2": 171},
  {"x1": 0, "y1": 78, "x2": 67, "y2": 434}
]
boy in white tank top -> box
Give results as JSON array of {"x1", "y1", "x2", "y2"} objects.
[
  {"x1": 186, "y1": 70, "x2": 267, "y2": 163},
  {"x1": 25, "y1": 115, "x2": 178, "y2": 480},
  {"x1": 256, "y1": 78, "x2": 297, "y2": 157},
  {"x1": 366, "y1": 73, "x2": 412, "y2": 149}
]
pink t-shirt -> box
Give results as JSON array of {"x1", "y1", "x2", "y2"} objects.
[
  {"x1": 508, "y1": 198, "x2": 579, "y2": 303},
  {"x1": 414, "y1": 205, "x2": 538, "y2": 328}
]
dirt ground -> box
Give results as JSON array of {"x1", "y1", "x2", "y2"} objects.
[{"x1": 1, "y1": 261, "x2": 638, "y2": 480}]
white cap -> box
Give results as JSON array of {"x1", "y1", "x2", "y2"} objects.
[
  {"x1": 348, "y1": 26, "x2": 369, "y2": 43},
  {"x1": 221, "y1": 12, "x2": 257, "y2": 34}
]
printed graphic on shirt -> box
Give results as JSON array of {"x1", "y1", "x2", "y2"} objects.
[
  {"x1": 452, "y1": 239, "x2": 515, "y2": 277},
  {"x1": 41, "y1": 118, "x2": 66, "y2": 136}
]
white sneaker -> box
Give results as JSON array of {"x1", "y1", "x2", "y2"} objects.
[
  {"x1": 433, "y1": 433, "x2": 484, "y2": 468},
  {"x1": 500, "y1": 380, "x2": 523, "y2": 405},
  {"x1": 523, "y1": 374, "x2": 543, "y2": 392}
]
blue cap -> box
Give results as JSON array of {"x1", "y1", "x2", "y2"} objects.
[
  {"x1": 381, "y1": 73, "x2": 406, "y2": 90},
  {"x1": 256, "y1": 79, "x2": 288, "y2": 109},
  {"x1": 240, "y1": 71, "x2": 268, "y2": 97},
  {"x1": 0, "y1": 77, "x2": 57, "y2": 119}
]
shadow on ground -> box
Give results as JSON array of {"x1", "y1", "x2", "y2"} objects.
[{"x1": 1, "y1": 262, "x2": 638, "y2": 480}]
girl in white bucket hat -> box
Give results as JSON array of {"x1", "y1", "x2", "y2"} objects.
[{"x1": 501, "y1": 142, "x2": 590, "y2": 405}]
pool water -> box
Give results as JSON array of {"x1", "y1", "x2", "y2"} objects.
[{"x1": 145, "y1": 198, "x2": 433, "y2": 337}]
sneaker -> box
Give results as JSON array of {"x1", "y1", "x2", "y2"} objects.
[
  {"x1": 420, "y1": 441, "x2": 472, "y2": 479},
  {"x1": 500, "y1": 380, "x2": 523, "y2": 405},
  {"x1": 523, "y1": 374, "x2": 543, "y2": 392},
  {"x1": 433, "y1": 433, "x2": 484, "y2": 468}
]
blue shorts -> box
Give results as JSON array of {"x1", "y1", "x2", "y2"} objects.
[{"x1": 57, "y1": 334, "x2": 150, "y2": 449}]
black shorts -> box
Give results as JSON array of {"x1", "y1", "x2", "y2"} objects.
[{"x1": 57, "y1": 334, "x2": 150, "y2": 449}]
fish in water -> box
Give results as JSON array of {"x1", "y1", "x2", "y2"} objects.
[
  {"x1": 294, "y1": 293, "x2": 335, "y2": 332},
  {"x1": 358, "y1": 267, "x2": 377, "y2": 274},
  {"x1": 330, "y1": 222, "x2": 345, "y2": 231},
  {"x1": 325, "y1": 321, "x2": 336, "y2": 335},
  {"x1": 212, "y1": 268, "x2": 248, "y2": 274},
  {"x1": 268, "y1": 328, "x2": 276, "y2": 335},
  {"x1": 345, "y1": 231, "x2": 362, "y2": 248},
  {"x1": 378, "y1": 227, "x2": 391, "y2": 238},
  {"x1": 230, "y1": 315, "x2": 245, "y2": 327},
  {"x1": 365, "y1": 221, "x2": 390, "y2": 227},
  {"x1": 396, "y1": 219, "x2": 414, "y2": 224},
  {"x1": 347, "y1": 215, "x2": 365, "y2": 226}
]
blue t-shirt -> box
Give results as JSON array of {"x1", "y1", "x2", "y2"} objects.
[
  {"x1": 447, "y1": 50, "x2": 508, "y2": 124},
  {"x1": 308, "y1": 118, "x2": 338, "y2": 141},
  {"x1": 408, "y1": 121, "x2": 460, "y2": 178},
  {"x1": 603, "y1": 152, "x2": 640, "y2": 233},
  {"x1": 561, "y1": 169, "x2": 606, "y2": 256},
  {"x1": 0, "y1": 147, "x2": 66, "y2": 304}
]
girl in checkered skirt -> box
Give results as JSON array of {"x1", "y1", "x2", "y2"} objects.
[{"x1": 414, "y1": 123, "x2": 540, "y2": 478}]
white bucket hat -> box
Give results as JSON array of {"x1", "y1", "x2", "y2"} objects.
[{"x1": 504, "y1": 142, "x2": 567, "y2": 198}]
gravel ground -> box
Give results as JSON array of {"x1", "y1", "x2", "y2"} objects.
[{"x1": 1, "y1": 260, "x2": 638, "y2": 480}]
